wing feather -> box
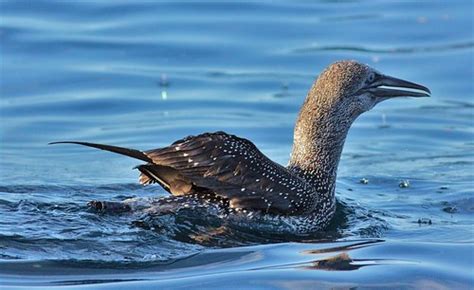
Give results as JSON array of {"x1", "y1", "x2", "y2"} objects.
[
  {"x1": 145, "y1": 132, "x2": 316, "y2": 214},
  {"x1": 50, "y1": 132, "x2": 317, "y2": 214}
]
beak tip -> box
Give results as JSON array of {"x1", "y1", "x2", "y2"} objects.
[
  {"x1": 422, "y1": 87, "x2": 431, "y2": 97},
  {"x1": 420, "y1": 85, "x2": 431, "y2": 96}
]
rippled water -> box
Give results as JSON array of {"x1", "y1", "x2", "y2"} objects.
[{"x1": 1, "y1": 1, "x2": 473, "y2": 289}]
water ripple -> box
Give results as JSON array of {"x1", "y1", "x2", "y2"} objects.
[{"x1": 292, "y1": 41, "x2": 474, "y2": 54}]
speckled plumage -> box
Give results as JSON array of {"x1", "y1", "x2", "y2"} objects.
[{"x1": 51, "y1": 60, "x2": 430, "y2": 233}]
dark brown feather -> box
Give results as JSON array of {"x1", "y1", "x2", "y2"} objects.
[
  {"x1": 136, "y1": 164, "x2": 192, "y2": 196},
  {"x1": 144, "y1": 132, "x2": 316, "y2": 214},
  {"x1": 50, "y1": 132, "x2": 318, "y2": 214}
]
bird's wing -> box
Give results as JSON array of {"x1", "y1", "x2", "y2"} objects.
[
  {"x1": 48, "y1": 141, "x2": 190, "y2": 195},
  {"x1": 49, "y1": 132, "x2": 316, "y2": 214},
  {"x1": 144, "y1": 132, "x2": 315, "y2": 214}
]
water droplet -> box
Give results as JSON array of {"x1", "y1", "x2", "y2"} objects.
[
  {"x1": 360, "y1": 178, "x2": 369, "y2": 184},
  {"x1": 399, "y1": 180, "x2": 410, "y2": 188},
  {"x1": 161, "y1": 90, "x2": 168, "y2": 100}
]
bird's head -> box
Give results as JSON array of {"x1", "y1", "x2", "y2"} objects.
[
  {"x1": 311, "y1": 60, "x2": 431, "y2": 120},
  {"x1": 291, "y1": 60, "x2": 430, "y2": 173}
]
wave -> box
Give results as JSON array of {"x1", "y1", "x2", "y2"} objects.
[{"x1": 292, "y1": 41, "x2": 474, "y2": 54}]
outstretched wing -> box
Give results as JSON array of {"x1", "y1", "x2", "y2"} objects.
[{"x1": 143, "y1": 132, "x2": 316, "y2": 214}]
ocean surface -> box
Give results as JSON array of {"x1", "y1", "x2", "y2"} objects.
[{"x1": 1, "y1": 1, "x2": 473, "y2": 289}]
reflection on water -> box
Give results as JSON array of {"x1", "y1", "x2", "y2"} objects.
[
  {"x1": 0, "y1": 0, "x2": 473, "y2": 289},
  {"x1": 1, "y1": 239, "x2": 471, "y2": 288}
]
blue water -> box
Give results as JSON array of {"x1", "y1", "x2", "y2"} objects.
[{"x1": 1, "y1": 1, "x2": 473, "y2": 289}]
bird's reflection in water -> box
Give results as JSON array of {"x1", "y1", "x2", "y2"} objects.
[
  {"x1": 303, "y1": 240, "x2": 384, "y2": 271},
  {"x1": 306, "y1": 252, "x2": 361, "y2": 271},
  {"x1": 304, "y1": 239, "x2": 382, "y2": 254}
]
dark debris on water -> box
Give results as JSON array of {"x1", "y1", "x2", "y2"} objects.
[{"x1": 417, "y1": 218, "x2": 432, "y2": 225}]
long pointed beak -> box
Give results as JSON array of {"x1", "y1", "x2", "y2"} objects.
[{"x1": 369, "y1": 75, "x2": 431, "y2": 98}]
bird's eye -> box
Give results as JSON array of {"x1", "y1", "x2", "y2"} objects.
[{"x1": 368, "y1": 73, "x2": 375, "y2": 83}]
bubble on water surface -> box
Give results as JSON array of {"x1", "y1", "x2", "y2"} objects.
[
  {"x1": 360, "y1": 178, "x2": 369, "y2": 185},
  {"x1": 399, "y1": 180, "x2": 410, "y2": 188}
]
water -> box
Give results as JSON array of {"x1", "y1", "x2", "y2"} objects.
[{"x1": 1, "y1": 0, "x2": 473, "y2": 289}]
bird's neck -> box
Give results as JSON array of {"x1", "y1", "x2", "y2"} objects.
[{"x1": 288, "y1": 93, "x2": 354, "y2": 195}]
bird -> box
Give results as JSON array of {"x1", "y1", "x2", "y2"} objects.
[{"x1": 50, "y1": 60, "x2": 430, "y2": 233}]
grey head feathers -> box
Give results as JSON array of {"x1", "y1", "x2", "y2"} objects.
[{"x1": 289, "y1": 60, "x2": 429, "y2": 188}]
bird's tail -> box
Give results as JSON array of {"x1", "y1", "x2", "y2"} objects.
[{"x1": 48, "y1": 141, "x2": 152, "y2": 163}]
